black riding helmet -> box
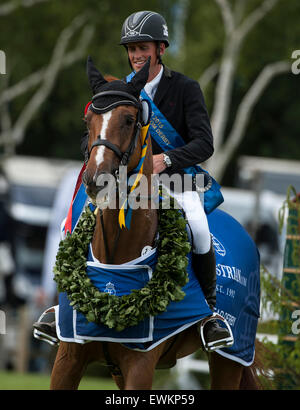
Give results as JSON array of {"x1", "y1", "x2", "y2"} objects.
[{"x1": 120, "y1": 11, "x2": 169, "y2": 47}]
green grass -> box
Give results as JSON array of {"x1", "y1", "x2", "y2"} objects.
[{"x1": 0, "y1": 370, "x2": 117, "y2": 390}]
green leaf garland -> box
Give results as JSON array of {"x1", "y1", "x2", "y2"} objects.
[{"x1": 53, "y1": 199, "x2": 191, "y2": 332}]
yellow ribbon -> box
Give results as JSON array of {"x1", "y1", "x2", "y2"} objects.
[{"x1": 118, "y1": 124, "x2": 150, "y2": 228}]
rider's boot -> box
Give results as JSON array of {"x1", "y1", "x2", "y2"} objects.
[
  {"x1": 192, "y1": 242, "x2": 231, "y2": 348},
  {"x1": 33, "y1": 320, "x2": 57, "y2": 338}
]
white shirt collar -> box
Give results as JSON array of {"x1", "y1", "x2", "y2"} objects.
[{"x1": 143, "y1": 65, "x2": 163, "y2": 100}]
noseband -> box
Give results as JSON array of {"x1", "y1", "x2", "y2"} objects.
[{"x1": 87, "y1": 90, "x2": 143, "y2": 166}]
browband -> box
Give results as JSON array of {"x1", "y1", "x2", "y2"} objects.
[
  {"x1": 91, "y1": 90, "x2": 141, "y2": 113},
  {"x1": 92, "y1": 90, "x2": 140, "y2": 103}
]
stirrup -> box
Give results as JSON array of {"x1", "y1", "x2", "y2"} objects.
[
  {"x1": 199, "y1": 312, "x2": 234, "y2": 352},
  {"x1": 33, "y1": 306, "x2": 59, "y2": 347}
]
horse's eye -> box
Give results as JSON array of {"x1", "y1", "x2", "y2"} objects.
[{"x1": 125, "y1": 115, "x2": 135, "y2": 127}]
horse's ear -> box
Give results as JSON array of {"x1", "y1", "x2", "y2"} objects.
[
  {"x1": 86, "y1": 56, "x2": 107, "y2": 94},
  {"x1": 128, "y1": 57, "x2": 150, "y2": 97}
]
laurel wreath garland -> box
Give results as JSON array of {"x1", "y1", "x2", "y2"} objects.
[{"x1": 53, "y1": 199, "x2": 191, "y2": 332}]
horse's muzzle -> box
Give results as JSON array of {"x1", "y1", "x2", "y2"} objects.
[{"x1": 83, "y1": 170, "x2": 117, "y2": 204}]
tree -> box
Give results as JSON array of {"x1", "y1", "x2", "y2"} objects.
[
  {"x1": 0, "y1": 0, "x2": 166, "y2": 160},
  {"x1": 0, "y1": 0, "x2": 49, "y2": 17},
  {"x1": 261, "y1": 187, "x2": 300, "y2": 389},
  {"x1": 196, "y1": 0, "x2": 291, "y2": 181},
  {"x1": 1, "y1": 0, "x2": 298, "y2": 173},
  {"x1": 0, "y1": 1, "x2": 94, "y2": 159}
]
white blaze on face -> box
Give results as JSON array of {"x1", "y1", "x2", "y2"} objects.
[{"x1": 95, "y1": 110, "x2": 113, "y2": 169}]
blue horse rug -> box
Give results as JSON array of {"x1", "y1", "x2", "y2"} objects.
[
  {"x1": 56, "y1": 208, "x2": 260, "y2": 367},
  {"x1": 208, "y1": 209, "x2": 260, "y2": 366},
  {"x1": 57, "y1": 244, "x2": 212, "y2": 348}
]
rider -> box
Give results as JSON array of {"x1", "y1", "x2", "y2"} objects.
[
  {"x1": 34, "y1": 10, "x2": 231, "y2": 349},
  {"x1": 120, "y1": 11, "x2": 230, "y2": 347}
]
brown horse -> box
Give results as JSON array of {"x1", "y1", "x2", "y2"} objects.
[{"x1": 50, "y1": 58, "x2": 262, "y2": 390}]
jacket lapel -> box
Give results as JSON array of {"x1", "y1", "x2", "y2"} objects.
[{"x1": 153, "y1": 65, "x2": 173, "y2": 106}]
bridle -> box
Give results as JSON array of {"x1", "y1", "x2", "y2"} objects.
[
  {"x1": 86, "y1": 90, "x2": 143, "y2": 167},
  {"x1": 85, "y1": 90, "x2": 147, "y2": 264}
]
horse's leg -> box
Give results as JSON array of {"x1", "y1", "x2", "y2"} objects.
[
  {"x1": 50, "y1": 342, "x2": 89, "y2": 390},
  {"x1": 239, "y1": 364, "x2": 260, "y2": 389},
  {"x1": 208, "y1": 352, "x2": 243, "y2": 390},
  {"x1": 111, "y1": 374, "x2": 125, "y2": 390},
  {"x1": 116, "y1": 345, "x2": 165, "y2": 390},
  {"x1": 239, "y1": 341, "x2": 265, "y2": 390},
  {"x1": 121, "y1": 355, "x2": 156, "y2": 390}
]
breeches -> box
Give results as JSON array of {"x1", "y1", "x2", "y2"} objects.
[{"x1": 170, "y1": 190, "x2": 211, "y2": 255}]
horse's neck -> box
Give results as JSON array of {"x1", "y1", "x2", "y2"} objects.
[
  {"x1": 91, "y1": 148, "x2": 158, "y2": 265},
  {"x1": 92, "y1": 207, "x2": 157, "y2": 265}
]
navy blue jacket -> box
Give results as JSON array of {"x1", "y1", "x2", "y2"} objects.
[{"x1": 152, "y1": 66, "x2": 214, "y2": 172}]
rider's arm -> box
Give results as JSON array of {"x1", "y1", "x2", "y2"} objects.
[{"x1": 164, "y1": 77, "x2": 214, "y2": 171}]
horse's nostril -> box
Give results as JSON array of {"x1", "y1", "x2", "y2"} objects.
[
  {"x1": 82, "y1": 171, "x2": 99, "y2": 201},
  {"x1": 95, "y1": 172, "x2": 114, "y2": 192}
]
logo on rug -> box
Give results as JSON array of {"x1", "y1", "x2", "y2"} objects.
[
  {"x1": 104, "y1": 282, "x2": 116, "y2": 296},
  {"x1": 212, "y1": 234, "x2": 226, "y2": 257},
  {"x1": 141, "y1": 245, "x2": 152, "y2": 256}
]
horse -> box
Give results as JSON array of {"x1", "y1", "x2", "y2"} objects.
[{"x1": 49, "y1": 57, "x2": 262, "y2": 390}]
